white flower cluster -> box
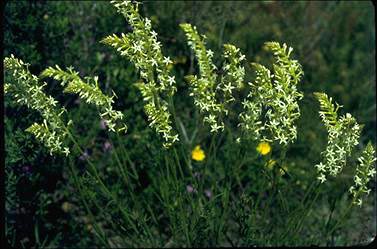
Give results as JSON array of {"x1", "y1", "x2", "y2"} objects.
[
  {"x1": 218, "y1": 44, "x2": 246, "y2": 108},
  {"x1": 239, "y1": 42, "x2": 304, "y2": 145},
  {"x1": 135, "y1": 81, "x2": 179, "y2": 147},
  {"x1": 238, "y1": 64, "x2": 269, "y2": 140},
  {"x1": 349, "y1": 142, "x2": 376, "y2": 206},
  {"x1": 314, "y1": 92, "x2": 362, "y2": 183},
  {"x1": 184, "y1": 74, "x2": 224, "y2": 133},
  {"x1": 181, "y1": 23, "x2": 242, "y2": 133},
  {"x1": 41, "y1": 66, "x2": 127, "y2": 133},
  {"x1": 4, "y1": 55, "x2": 71, "y2": 156},
  {"x1": 101, "y1": 0, "x2": 178, "y2": 147},
  {"x1": 179, "y1": 24, "x2": 217, "y2": 83}
]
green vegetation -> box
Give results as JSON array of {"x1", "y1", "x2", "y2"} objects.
[{"x1": 4, "y1": 1, "x2": 376, "y2": 247}]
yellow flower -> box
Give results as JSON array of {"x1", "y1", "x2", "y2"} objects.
[
  {"x1": 192, "y1": 145, "x2": 205, "y2": 161},
  {"x1": 256, "y1": 142, "x2": 271, "y2": 155}
]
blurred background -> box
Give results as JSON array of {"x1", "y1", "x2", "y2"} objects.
[{"x1": 4, "y1": 1, "x2": 376, "y2": 247}]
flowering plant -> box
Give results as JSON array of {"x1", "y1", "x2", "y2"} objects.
[{"x1": 4, "y1": 0, "x2": 375, "y2": 247}]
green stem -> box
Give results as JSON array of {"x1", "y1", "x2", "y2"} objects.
[
  {"x1": 117, "y1": 135, "x2": 139, "y2": 181},
  {"x1": 64, "y1": 127, "x2": 140, "y2": 237},
  {"x1": 111, "y1": 144, "x2": 140, "y2": 206},
  {"x1": 68, "y1": 158, "x2": 109, "y2": 246},
  {"x1": 292, "y1": 184, "x2": 321, "y2": 237},
  {"x1": 65, "y1": 129, "x2": 111, "y2": 196},
  {"x1": 208, "y1": 132, "x2": 217, "y2": 159},
  {"x1": 324, "y1": 197, "x2": 338, "y2": 237},
  {"x1": 173, "y1": 148, "x2": 185, "y2": 179},
  {"x1": 113, "y1": 143, "x2": 131, "y2": 186},
  {"x1": 325, "y1": 202, "x2": 353, "y2": 241},
  {"x1": 281, "y1": 181, "x2": 321, "y2": 241},
  {"x1": 168, "y1": 95, "x2": 191, "y2": 172}
]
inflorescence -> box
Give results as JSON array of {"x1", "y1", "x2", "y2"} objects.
[
  {"x1": 4, "y1": 55, "x2": 71, "y2": 156},
  {"x1": 101, "y1": 0, "x2": 178, "y2": 148},
  {"x1": 314, "y1": 92, "x2": 362, "y2": 183},
  {"x1": 239, "y1": 42, "x2": 304, "y2": 145},
  {"x1": 41, "y1": 65, "x2": 127, "y2": 134},
  {"x1": 349, "y1": 142, "x2": 376, "y2": 206},
  {"x1": 180, "y1": 23, "x2": 245, "y2": 133}
]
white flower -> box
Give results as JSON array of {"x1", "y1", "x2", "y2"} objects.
[
  {"x1": 356, "y1": 199, "x2": 362, "y2": 206},
  {"x1": 163, "y1": 56, "x2": 172, "y2": 65},
  {"x1": 63, "y1": 147, "x2": 70, "y2": 156},
  {"x1": 210, "y1": 123, "x2": 224, "y2": 133},
  {"x1": 223, "y1": 82, "x2": 235, "y2": 94},
  {"x1": 150, "y1": 30, "x2": 158, "y2": 38},
  {"x1": 150, "y1": 58, "x2": 158, "y2": 67},
  {"x1": 145, "y1": 18, "x2": 151, "y2": 27},
  {"x1": 133, "y1": 43, "x2": 143, "y2": 53},
  {"x1": 167, "y1": 75, "x2": 175, "y2": 85},
  {"x1": 318, "y1": 174, "x2": 326, "y2": 183},
  {"x1": 152, "y1": 41, "x2": 161, "y2": 51},
  {"x1": 207, "y1": 49, "x2": 214, "y2": 58},
  {"x1": 367, "y1": 168, "x2": 376, "y2": 177},
  {"x1": 315, "y1": 162, "x2": 325, "y2": 172}
]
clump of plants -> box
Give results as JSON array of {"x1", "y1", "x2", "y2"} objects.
[{"x1": 4, "y1": 0, "x2": 376, "y2": 247}]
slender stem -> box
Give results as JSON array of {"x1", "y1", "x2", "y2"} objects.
[
  {"x1": 110, "y1": 141, "x2": 140, "y2": 205},
  {"x1": 173, "y1": 148, "x2": 185, "y2": 179},
  {"x1": 113, "y1": 143, "x2": 131, "y2": 186},
  {"x1": 325, "y1": 202, "x2": 353, "y2": 240},
  {"x1": 292, "y1": 185, "x2": 321, "y2": 236},
  {"x1": 268, "y1": 147, "x2": 288, "y2": 239},
  {"x1": 66, "y1": 129, "x2": 111, "y2": 196},
  {"x1": 208, "y1": 132, "x2": 217, "y2": 159},
  {"x1": 116, "y1": 135, "x2": 139, "y2": 180},
  {"x1": 324, "y1": 197, "x2": 338, "y2": 237},
  {"x1": 68, "y1": 158, "x2": 109, "y2": 246},
  {"x1": 168, "y1": 95, "x2": 191, "y2": 171},
  {"x1": 64, "y1": 127, "x2": 140, "y2": 236},
  {"x1": 281, "y1": 181, "x2": 321, "y2": 241}
]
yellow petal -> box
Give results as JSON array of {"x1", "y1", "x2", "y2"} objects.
[
  {"x1": 192, "y1": 145, "x2": 205, "y2": 161},
  {"x1": 256, "y1": 142, "x2": 271, "y2": 155}
]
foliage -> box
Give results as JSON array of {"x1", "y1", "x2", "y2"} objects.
[{"x1": 4, "y1": 0, "x2": 376, "y2": 247}]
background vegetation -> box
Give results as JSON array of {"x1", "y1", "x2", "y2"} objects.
[{"x1": 4, "y1": 0, "x2": 376, "y2": 247}]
